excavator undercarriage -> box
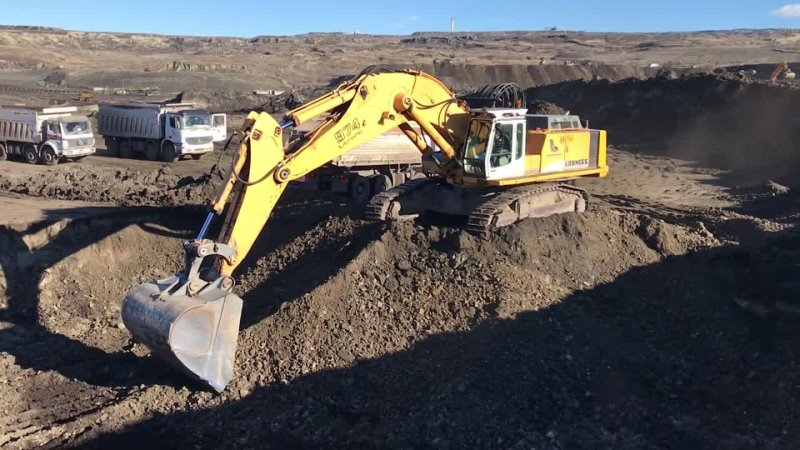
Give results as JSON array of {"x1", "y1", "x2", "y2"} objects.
[{"x1": 366, "y1": 177, "x2": 588, "y2": 236}]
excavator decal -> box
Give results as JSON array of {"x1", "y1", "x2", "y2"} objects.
[{"x1": 334, "y1": 118, "x2": 367, "y2": 148}]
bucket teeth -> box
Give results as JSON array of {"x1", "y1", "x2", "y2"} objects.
[{"x1": 121, "y1": 278, "x2": 243, "y2": 392}]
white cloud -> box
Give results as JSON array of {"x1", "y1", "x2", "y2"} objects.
[
  {"x1": 409, "y1": 15, "x2": 419, "y2": 21},
  {"x1": 771, "y1": 4, "x2": 800, "y2": 17}
]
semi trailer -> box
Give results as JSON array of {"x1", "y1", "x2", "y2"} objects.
[
  {"x1": 97, "y1": 102, "x2": 227, "y2": 162},
  {"x1": 0, "y1": 104, "x2": 97, "y2": 165}
]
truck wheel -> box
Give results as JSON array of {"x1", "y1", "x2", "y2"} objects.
[
  {"x1": 0, "y1": 143, "x2": 6, "y2": 161},
  {"x1": 24, "y1": 145, "x2": 39, "y2": 165},
  {"x1": 106, "y1": 139, "x2": 119, "y2": 156},
  {"x1": 371, "y1": 174, "x2": 393, "y2": 195},
  {"x1": 161, "y1": 142, "x2": 178, "y2": 163},
  {"x1": 349, "y1": 176, "x2": 371, "y2": 203},
  {"x1": 191, "y1": 154, "x2": 203, "y2": 161},
  {"x1": 119, "y1": 141, "x2": 134, "y2": 158},
  {"x1": 145, "y1": 141, "x2": 159, "y2": 161},
  {"x1": 40, "y1": 146, "x2": 59, "y2": 166}
]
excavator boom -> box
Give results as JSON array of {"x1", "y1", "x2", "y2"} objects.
[{"x1": 120, "y1": 68, "x2": 472, "y2": 391}]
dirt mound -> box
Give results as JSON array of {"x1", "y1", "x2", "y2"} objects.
[
  {"x1": 6, "y1": 181, "x2": 800, "y2": 449},
  {"x1": 527, "y1": 99, "x2": 567, "y2": 114},
  {"x1": 528, "y1": 74, "x2": 800, "y2": 183},
  {"x1": 0, "y1": 165, "x2": 218, "y2": 206},
  {"x1": 173, "y1": 90, "x2": 292, "y2": 114},
  {"x1": 419, "y1": 61, "x2": 687, "y2": 91},
  {"x1": 75, "y1": 207, "x2": 716, "y2": 448}
]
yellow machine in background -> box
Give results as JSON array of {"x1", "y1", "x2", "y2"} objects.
[
  {"x1": 771, "y1": 61, "x2": 796, "y2": 81},
  {"x1": 120, "y1": 66, "x2": 608, "y2": 392}
]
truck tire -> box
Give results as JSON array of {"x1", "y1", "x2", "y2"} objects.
[
  {"x1": 371, "y1": 174, "x2": 392, "y2": 195},
  {"x1": 145, "y1": 141, "x2": 159, "y2": 161},
  {"x1": 24, "y1": 145, "x2": 39, "y2": 165},
  {"x1": 349, "y1": 175, "x2": 371, "y2": 203},
  {"x1": 0, "y1": 143, "x2": 6, "y2": 161},
  {"x1": 119, "y1": 141, "x2": 134, "y2": 159},
  {"x1": 40, "y1": 146, "x2": 59, "y2": 166},
  {"x1": 106, "y1": 139, "x2": 119, "y2": 156},
  {"x1": 161, "y1": 142, "x2": 178, "y2": 163},
  {"x1": 191, "y1": 154, "x2": 203, "y2": 160}
]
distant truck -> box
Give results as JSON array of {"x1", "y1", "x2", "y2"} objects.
[
  {"x1": 97, "y1": 102, "x2": 227, "y2": 162},
  {"x1": 287, "y1": 118, "x2": 429, "y2": 202},
  {"x1": 0, "y1": 104, "x2": 97, "y2": 165}
]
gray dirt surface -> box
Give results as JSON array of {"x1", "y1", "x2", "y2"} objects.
[
  {"x1": 0, "y1": 165, "x2": 219, "y2": 206},
  {"x1": 1, "y1": 66, "x2": 800, "y2": 450}
]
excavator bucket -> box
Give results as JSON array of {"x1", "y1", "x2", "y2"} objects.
[
  {"x1": 122, "y1": 276, "x2": 243, "y2": 392},
  {"x1": 120, "y1": 239, "x2": 244, "y2": 392}
]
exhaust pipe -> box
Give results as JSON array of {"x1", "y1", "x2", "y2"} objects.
[{"x1": 121, "y1": 239, "x2": 243, "y2": 392}]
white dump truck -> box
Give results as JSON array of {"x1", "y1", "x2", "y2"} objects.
[
  {"x1": 0, "y1": 105, "x2": 97, "y2": 165},
  {"x1": 287, "y1": 118, "x2": 429, "y2": 202},
  {"x1": 97, "y1": 102, "x2": 227, "y2": 162}
]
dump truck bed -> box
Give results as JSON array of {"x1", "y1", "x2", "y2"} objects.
[
  {"x1": 97, "y1": 103, "x2": 198, "y2": 140},
  {"x1": 293, "y1": 118, "x2": 423, "y2": 168}
]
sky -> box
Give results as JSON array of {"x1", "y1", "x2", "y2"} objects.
[{"x1": 3, "y1": 1, "x2": 800, "y2": 37}]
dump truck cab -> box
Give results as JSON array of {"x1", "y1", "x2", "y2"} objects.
[
  {"x1": 164, "y1": 109, "x2": 227, "y2": 155},
  {"x1": 42, "y1": 115, "x2": 96, "y2": 160}
]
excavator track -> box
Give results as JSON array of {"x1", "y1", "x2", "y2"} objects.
[
  {"x1": 466, "y1": 183, "x2": 589, "y2": 237},
  {"x1": 367, "y1": 178, "x2": 589, "y2": 238},
  {"x1": 365, "y1": 176, "x2": 441, "y2": 220}
]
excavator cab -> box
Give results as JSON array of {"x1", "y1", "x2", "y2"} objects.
[{"x1": 461, "y1": 109, "x2": 527, "y2": 182}]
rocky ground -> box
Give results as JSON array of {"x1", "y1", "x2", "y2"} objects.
[{"x1": 0, "y1": 66, "x2": 799, "y2": 449}]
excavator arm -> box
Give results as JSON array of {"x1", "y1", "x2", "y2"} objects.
[
  {"x1": 120, "y1": 68, "x2": 471, "y2": 392},
  {"x1": 210, "y1": 68, "x2": 471, "y2": 275}
]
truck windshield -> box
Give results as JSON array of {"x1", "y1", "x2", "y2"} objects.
[
  {"x1": 182, "y1": 115, "x2": 210, "y2": 128},
  {"x1": 461, "y1": 120, "x2": 491, "y2": 176},
  {"x1": 63, "y1": 121, "x2": 90, "y2": 135}
]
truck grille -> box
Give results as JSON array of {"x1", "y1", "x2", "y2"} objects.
[
  {"x1": 68, "y1": 138, "x2": 94, "y2": 147},
  {"x1": 186, "y1": 136, "x2": 213, "y2": 145}
]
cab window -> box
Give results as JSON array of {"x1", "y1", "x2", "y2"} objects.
[
  {"x1": 490, "y1": 123, "x2": 514, "y2": 168},
  {"x1": 462, "y1": 120, "x2": 492, "y2": 176},
  {"x1": 515, "y1": 123, "x2": 524, "y2": 159}
]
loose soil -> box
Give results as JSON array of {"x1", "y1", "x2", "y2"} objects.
[{"x1": 1, "y1": 71, "x2": 799, "y2": 450}]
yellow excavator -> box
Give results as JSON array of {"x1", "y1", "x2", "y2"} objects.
[
  {"x1": 771, "y1": 61, "x2": 796, "y2": 82},
  {"x1": 120, "y1": 66, "x2": 608, "y2": 391}
]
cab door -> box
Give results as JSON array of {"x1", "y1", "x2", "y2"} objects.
[
  {"x1": 165, "y1": 114, "x2": 180, "y2": 143},
  {"x1": 486, "y1": 121, "x2": 526, "y2": 181},
  {"x1": 211, "y1": 113, "x2": 227, "y2": 142}
]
